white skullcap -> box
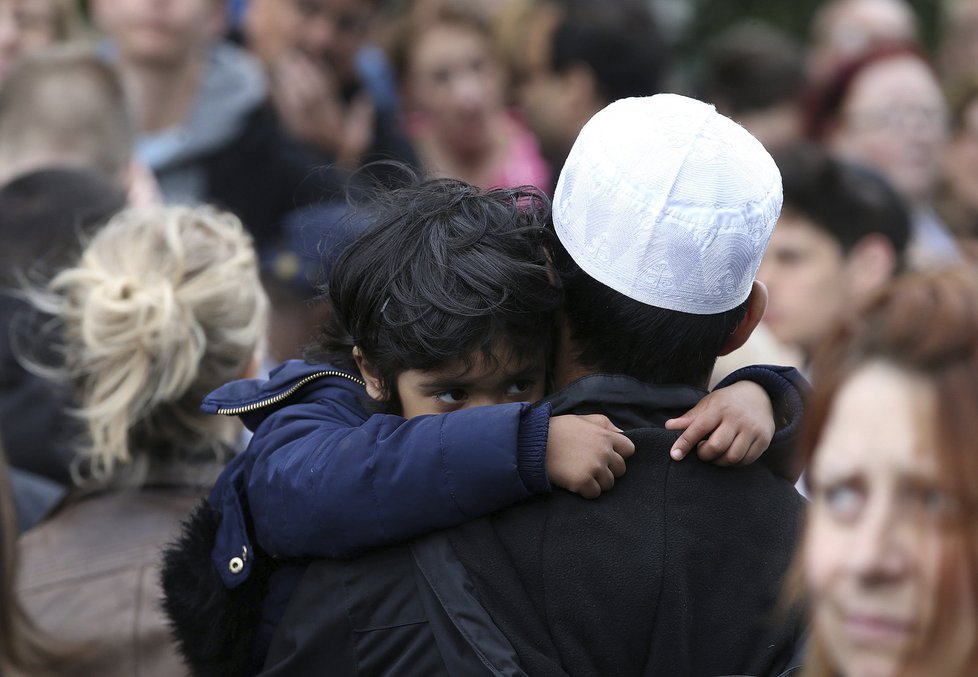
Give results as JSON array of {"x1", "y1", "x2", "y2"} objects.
[{"x1": 553, "y1": 93, "x2": 782, "y2": 314}]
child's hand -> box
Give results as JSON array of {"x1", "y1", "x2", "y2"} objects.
[
  {"x1": 546, "y1": 414, "x2": 636, "y2": 499},
  {"x1": 664, "y1": 381, "x2": 774, "y2": 466}
]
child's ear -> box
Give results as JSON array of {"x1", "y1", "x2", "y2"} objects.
[{"x1": 352, "y1": 347, "x2": 386, "y2": 401}]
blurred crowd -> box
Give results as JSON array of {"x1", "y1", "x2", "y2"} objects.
[{"x1": 2, "y1": 0, "x2": 978, "y2": 675}]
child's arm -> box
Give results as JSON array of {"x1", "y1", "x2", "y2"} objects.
[
  {"x1": 236, "y1": 392, "x2": 631, "y2": 561},
  {"x1": 664, "y1": 365, "x2": 808, "y2": 481}
]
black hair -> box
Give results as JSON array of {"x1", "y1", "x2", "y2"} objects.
[
  {"x1": 551, "y1": 235, "x2": 749, "y2": 388},
  {"x1": 551, "y1": 0, "x2": 665, "y2": 105},
  {"x1": 316, "y1": 176, "x2": 561, "y2": 410},
  {"x1": 774, "y1": 143, "x2": 911, "y2": 266},
  {"x1": 0, "y1": 167, "x2": 126, "y2": 287},
  {"x1": 700, "y1": 21, "x2": 806, "y2": 116}
]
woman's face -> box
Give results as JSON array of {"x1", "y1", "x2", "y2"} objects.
[
  {"x1": 829, "y1": 55, "x2": 949, "y2": 205},
  {"x1": 406, "y1": 21, "x2": 502, "y2": 150},
  {"x1": 805, "y1": 361, "x2": 976, "y2": 677}
]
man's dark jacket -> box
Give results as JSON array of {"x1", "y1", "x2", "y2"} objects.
[{"x1": 258, "y1": 372, "x2": 807, "y2": 677}]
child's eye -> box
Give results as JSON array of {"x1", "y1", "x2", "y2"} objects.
[
  {"x1": 506, "y1": 380, "x2": 534, "y2": 396},
  {"x1": 435, "y1": 389, "x2": 469, "y2": 404}
]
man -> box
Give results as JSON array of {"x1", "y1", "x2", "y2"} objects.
[
  {"x1": 700, "y1": 20, "x2": 806, "y2": 150},
  {"x1": 758, "y1": 144, "x2": 910, "y2": 367},
  {"x1": 0, "y1": 47, "x2": 134, "y2": 188},
  {"x1": 91, "y1": 0, "x2": 333, "y2": 248},
  {"x1": 257, "y1": 94, "x2": 807, "y2": 676},
  {"x1": 241, "y1": 0, "x2": 415, "y2": 172},
  {"x1": 517, "y1": 0, "x2": 664, "y2": 180}
]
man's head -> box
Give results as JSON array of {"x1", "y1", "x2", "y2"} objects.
[
  {"x1": 0, "y1": 46, "x2": 134, "y2": 185},
  {"x1": 318, "y1": 177, "x2": 560, "y2": 417},
  {"x1": 758, "y1": 143, "x2": 910, "y2": 357},
  {"x1": 0, "y1": 166, "x2": 126, "y2": 287},
  {"x1": 517, "y1": 0, "x2": 664, "y2": 167},
  {"x1": 243, "y1": 0, "x2": 374, "y2": 86},
  {"x1": 701, "y1": 21, "x2": 806, "y2": 150},
  {"x1": 552, "y1": 94, "x2": 781, "y2": 388}
]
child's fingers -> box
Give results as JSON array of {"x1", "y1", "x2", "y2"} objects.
[
  {"x1": 580, "y1": 413, "x2": 624, "y2": 432},
  {"x1": 740, "y1": 437, "x2": 767, "y2": 466},
  {"x1": 612, "y1": 433, "x2": 636, "y2": 458},
  {"x1": 669, "y1": 412, "x2": 722, "y2": 461},
  {"x1": 695, "y1": 425, "x2": 736, "y2": 462},
  {"x1": 596, "y1": 466, "x2": 616, "y2": 492},
  {"x1": 664, "y1": 416, "x2": 690, "y2": 430},
  {"x1": 581, "y1": 478, "x2": 602, "y2": 500},
  {"x1": 607, "y1": 450, "x2": 627, "y2": 478},
  {"x1": 713, "y1": 432, "x2": 750, "y2": 466}
]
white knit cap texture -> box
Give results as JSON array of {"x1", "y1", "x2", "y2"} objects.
[{"x1": 553, "y1": 93, "x2": 783, "y2": 314}]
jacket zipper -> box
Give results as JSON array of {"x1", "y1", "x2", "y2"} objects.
[{"x1": 215, "y1": 370, "x2": 366, "y2": 416}]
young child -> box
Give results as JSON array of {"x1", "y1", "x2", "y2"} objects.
[{"x1": 164, "y1": 178, "x2": 803, "y2": 674}]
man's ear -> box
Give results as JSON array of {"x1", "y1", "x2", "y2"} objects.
[
  {"x1": 719, "y1": 281, "x2": 768, "y2": 356},
  {"x1": 352, "y1": 347, "x2": 385, "y2": 401}
]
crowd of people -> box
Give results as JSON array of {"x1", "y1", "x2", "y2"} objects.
[{"x1": 2, "y1": 0, "x2": 978, "y2": 676}]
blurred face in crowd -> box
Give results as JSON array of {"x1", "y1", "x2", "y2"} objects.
[
  {"x1": 92, "y1": 0, "x2": 224, "y2": 67},
  {"x1": 0, "y1": 0, "x2": 61, "y2": 83},
  {"x1": 943, "y1": 95, "x2": 978, "y2": 211},
  {"x1": 406, "y1": 21, "x2": 501, "y2": 153},
  {"x1": 828, "y1": 54, "x2": 949, "y2": 204},
  {"x1": 808, "y1": 0, "x2": 917, "y2": 83},
  {"x1": 757, "y1": 211, "x2": 849, "y2": 356},
  {"x1": 805, "y1": 361, "x2": 977, "y2": 677},
  {"x1": 517, "y1": 3, "x2": 580, "y2": 161},
  {"x1": 939, "y1": 0, "x2": 978, "y2": 84},
  {"x1": 244, "y1": 0, "x2": 372, "y2": 85}
]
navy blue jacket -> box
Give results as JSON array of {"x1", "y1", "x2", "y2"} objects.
[
  {"x1": 162, "y1": 361, "x2": 806, "y2": 675},
  {"x1": 259, "y1": 375, "x2": 808, "y2": 676},
  {"x1": 203, "y1": 359, "x2": 552, "y2": 589}
]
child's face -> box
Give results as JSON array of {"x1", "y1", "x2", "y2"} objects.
[{"x1": 395, "y1": 349, "x2": 547, "y2": 418}]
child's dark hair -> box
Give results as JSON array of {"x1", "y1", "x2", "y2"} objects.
[{"x1": 317, "y1": 177, "x2": 561, "y2": 410}]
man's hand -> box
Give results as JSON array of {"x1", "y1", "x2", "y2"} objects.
[
  {"x1": 271, "y1": 52, "x2": 375, "y2": 169},
  {"x1": 664, "y1": 381, "x2": 774, "y2": 466},
  {"x1": 546, "y1": 414, "x2": 635, "y2": 499}
]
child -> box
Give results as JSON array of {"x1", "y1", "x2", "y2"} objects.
[{"x1": 164, "y1": 178, "x2": 803, "y2": 674}]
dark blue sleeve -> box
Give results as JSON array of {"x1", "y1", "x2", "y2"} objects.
[
  {"x1": 246, "y1": 396, "x2": 552, "y2": 559},
  {"x1": 714, "y1": 365, "x2": 809, "y2": 482}
]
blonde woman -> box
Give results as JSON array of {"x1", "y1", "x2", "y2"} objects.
[{"x1": 16, "y1": 205, "x2": 267, "y2": 676}]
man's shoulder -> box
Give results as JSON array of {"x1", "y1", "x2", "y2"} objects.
[{"x1": 448, "y1": 426, "x2": 805, "y2": 676}]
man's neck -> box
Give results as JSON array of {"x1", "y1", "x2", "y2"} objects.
[
  {"x1": 552, "y1": 352, "x2": 594, "y2": 390},
  {"x1": 121, "y1": 54, "x2": 205, "y2": 134}
]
